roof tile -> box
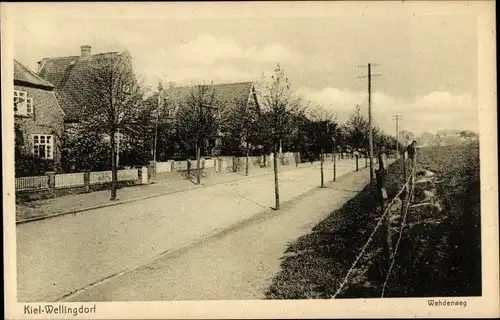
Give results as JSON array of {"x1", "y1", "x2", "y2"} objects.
[
  {"x1": 38, "y1": 52, "x2": 122, "y2": 121},
  {"x1": 14, "y1": 59, "x2": 54, "y2": 88}
]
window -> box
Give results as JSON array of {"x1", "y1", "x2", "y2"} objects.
[
  {"x1": 32, "y1": 134, "x2": 53, "y2": 159},
  {"x1": 14, "y1": 90, "x2": 33, "y2": 116}
]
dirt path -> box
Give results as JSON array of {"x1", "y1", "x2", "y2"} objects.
[{"x1": 63, "y1": 169, "x2": 370, "y2": 301}]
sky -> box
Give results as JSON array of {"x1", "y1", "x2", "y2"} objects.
[{"x1": 9, "y1": 2, "x2": 483, "y2": 136}]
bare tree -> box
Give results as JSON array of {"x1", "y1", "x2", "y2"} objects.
[
  {"x1": 343, "y1": 105, "x2": 370, "y2": 153},
  {"x1": 79, "y1": 51, "x2": 146, "y2": 200},
  {"x1": 176, "y1": 84, "x2": 221, "y2": 184},
  {"x1": 308, "y1": 106, "x2": 338, "y2": 187},
  {"x1": 257, "y1": 63, "x2": 303, "y2": 210},
  {"x1": 221, "y1": 92, "x2": 259, "y2": 176}
]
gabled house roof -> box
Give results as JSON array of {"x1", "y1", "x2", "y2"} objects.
[
  {"x1": 38, "y1": 48, "x2": 127, "y2": 122},
  {"x1": 161, "y1": 81, "x2": 259, "y2": 113},
  {"x1": 14, "y1": 59, "x2": 65, "y2": 118},
  {"x1": 14, "y1": 59, "x2": 54, "y2": 89}
]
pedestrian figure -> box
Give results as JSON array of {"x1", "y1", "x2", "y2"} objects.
[{"x1": 407, "y1": 140, "x2": 417, "y2": 168}]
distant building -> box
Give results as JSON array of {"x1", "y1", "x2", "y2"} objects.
[
  {"x1": 157, "y1": 81, "x2": 260, "y2": 156},
  {"x1": 159, "y1": 81, "x2": 259, "y2": 118},
  {"x1": 14, "y1": 59, "x2": 65, "y2": 172}
]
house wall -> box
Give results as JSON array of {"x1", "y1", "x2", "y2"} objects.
[{"x1": 14, "y1": 84, "x2": 65, "y2": 169}]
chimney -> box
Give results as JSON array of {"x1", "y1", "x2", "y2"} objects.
[
  {"x1": 80, "y1": 45, "x2": 91, "y2": 58},
  {"x1": 37, "y1": 58, "x2": 48, "y2": 73}
]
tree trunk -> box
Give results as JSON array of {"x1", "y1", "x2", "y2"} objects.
[
  {"x1": 196, "y1": 141, "x2": 201, "y2": 185},
  {"x1": 333, "y1": 150, "x2": 336, "y2": 181},
  {"x1": 245, "y1": 140, "x2": 250, "y2": 176},
  {"x1": 320, "y1": 149, "x2": 324, "y2": 187},
  {"x1": 273, "y1": 145, "x2": 280, "y2": 210},
  {"x1": 110, "y1": 129, "x2": 117, "y2": 200}
]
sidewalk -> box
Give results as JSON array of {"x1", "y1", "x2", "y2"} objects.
[{"x1": 16, "y1": 160, "x2": 346, "y2": 223}]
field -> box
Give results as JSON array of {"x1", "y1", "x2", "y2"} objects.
[{"x1": 266, "y1": 143, "x2": 481, "y2": 299}]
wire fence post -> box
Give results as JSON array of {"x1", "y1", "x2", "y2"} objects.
[
  {"x1": 376, "y1": 152, "x2": 392, "y2": 264},
  {"x1": 411, "y1": 148, "x2": 417, "y2": 195},
  {"x1": 400, "y1": 151, "x2": 409, "y2": 224}
]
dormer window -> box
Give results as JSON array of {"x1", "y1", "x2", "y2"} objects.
[{"x1": 14, "y1": 90, "x2": 33, "y2": 116}]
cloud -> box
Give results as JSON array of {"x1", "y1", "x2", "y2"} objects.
[
  {"x1": 131, "y1": 33, "x2": 299, "y2": 88},
  {"x1": 139, "y1": 64, "x2": 261, "y2": 87},
  {"x1": 169, "y1": 34, "x2": 299, "y2": 65},
  {"x1": 295, "y1": 87, "x2": 478, "y2": 135}
]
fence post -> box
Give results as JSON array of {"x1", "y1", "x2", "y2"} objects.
[
  {"x1": 411, "y1": 148, "x2": 417, "y2": 191},
  {"x1": 140, "y1": 166, "x2": 148, "y2": 184},
  {"x1": 137, "y1": 167, "x2": 143, "y2": 184},
  {"x1": 402, "y1": 152, "x2": 408, "y2": 194},
  {"x1": 45, "y1": 171, "x2": 56, "y2": 195},
  {"x1": 84, "y1": 171, "x2": 90, "y2": 192},
  {"x1": 149, "y1": 161, "x2": 157, "y2": 184},
  {"x1": 356, "y1": 154, "x2": 359, "y2": 171},
  {"x1": 376, "y1": 152, "x2": 392, "y2": 264}
]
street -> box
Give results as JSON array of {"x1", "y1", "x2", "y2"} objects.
[{"x1": 17, "y1": 160, "x2": 359, "y2": 302}]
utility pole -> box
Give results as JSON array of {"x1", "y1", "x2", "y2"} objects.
[
  {"x1": 392, "y1": 114, "x2": 402, "y2": 157},
  {"x1": 154, "y1": 82, "x2": 164, "y2": 162},
  {"x1": 153, "y1": 108, "x2": 159, "y2": 162},
  {"x1": 358, "y1": 63, "x2": 382, "y2": 185}
]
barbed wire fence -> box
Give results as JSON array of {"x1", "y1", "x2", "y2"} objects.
[{"x1": 332, "y1": 151, "x2": 418, "y2": 299}]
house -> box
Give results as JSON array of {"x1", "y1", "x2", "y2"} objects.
[
  {"x1": 157, "y1": 81, "x2": 260, "y2": 156},
  {"x1": 159, "y1": 81, "x2": 259, "y2": 115},
  {"x1": 37, "y1": 45, "x2": 132, "y2": 128},
  {"x1": 14, "y1": 59, "x2": 65, "y2": 174},
  {"x1": 37, "y1": 45, "x2": 136, "y2": 168}
]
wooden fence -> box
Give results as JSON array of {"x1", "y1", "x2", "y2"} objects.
[
  {"x1": 16, "y1": 168, "x2": 140, "y2": 192},
  {"x1": 15, "y1": 176, "x2": 49, "y2": 191},
  {"x1": 55, "y1": 173, "x2": 85, "y2": 189}
]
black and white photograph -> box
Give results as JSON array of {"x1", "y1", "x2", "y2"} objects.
[{"x1": 2, "y1": 1, "x2": 498, "y2": 319}]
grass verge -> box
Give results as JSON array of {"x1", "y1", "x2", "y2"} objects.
[{"x1": 266, "y1": 143, "x2": 481, "y2": 299}]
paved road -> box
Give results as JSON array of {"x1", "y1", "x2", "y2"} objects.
[
  {"x1": 65, "y1": 169, "x2": 371, "y2": 301},
  {"x1": 17, "y1": 160, "x2": 359, "y2": 302}
]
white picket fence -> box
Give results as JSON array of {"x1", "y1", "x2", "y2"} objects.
[
  {"x1": 118, "y1": 169, "x2": 139, "y2": 181},
  {"x1": 156, "y1": 161, "x2": 173, "y2": 173},
  {"x1": 16, "y1": 169, "x2": 140, "y2": 191},
  {"x1": 55, "y1": 173, "x2": 85, "y2": 189},
  {"x1": 89, "y1": 171, "x2": 112, "y2": 185},
  {"x1": 90, "y1": 169, "x2": 138, "y2": 185},
  {"x1": 15, "y1": 176, "x2": 49, "y2": 191}
]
